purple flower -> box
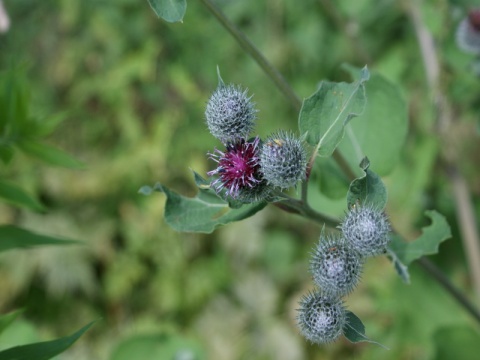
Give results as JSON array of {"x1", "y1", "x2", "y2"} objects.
[{"x1": 207, "y1": 137, "x2": 266, "y2": 201}]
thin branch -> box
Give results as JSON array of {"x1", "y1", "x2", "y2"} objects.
[
  {"x1": 272, "y1": 196, "x2": 339, "y2": 229},
  {"x1": 198, "y1": 0, "x2": 302, "y2": 111},
  {"x1": 418, "y1": 257, "x2": 480, "y2": 323}
]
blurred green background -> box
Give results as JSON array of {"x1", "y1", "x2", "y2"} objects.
[{"x1": 1, "y1": 0, "x2": 480, "y2": 359}]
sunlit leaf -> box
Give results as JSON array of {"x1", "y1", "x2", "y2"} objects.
[
  {"x1": 0, "y1": 321, "x2": 95, "y2": 360},
  {"x1": 147, "y1": 0, "x2": 186, "y2": 23},
  {"x1": 299, "y1": 66, "x2": 369, "y2": 158}
]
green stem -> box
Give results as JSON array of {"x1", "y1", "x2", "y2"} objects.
[
  {"x1": 272, "y1": 191, "x2": 339, "y2": 228},
  {"x1": 198, "y1": 0, "x2": 302, "y2": 111},
  {"x1": 417, "y1": 257, "x2": 480, "y2": 323}
]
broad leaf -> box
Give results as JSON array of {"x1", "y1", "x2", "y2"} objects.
[
  {"x1": 298, "y1": 66, "x2": 369, "y2": 158},
  {"x1": 0, "y1": 180, "x2": 44, "y2": 211},
  {"x1": 389, "y1": 210, "x2": 451, "y2": 266},
  {"x1": 0, "y1": 321, "x2": 94, "y2": 360},
  {"x1": 0, "y1": 225, "x2": 79, "y2": 252},
  {"x1": 147, "y1": 0, "x2": 186, "y2": 23},
  {"x1": 339, "y1": 69, "x2": 408, "y2": 176},
  {"x1": 343, "y1": 311, "x2": 388, "y2": 349},
  {"x1": 139, "y1": 183, "x2": 267, "y2": 233},
  {"x1": 346, "y1": 157, "x2": 387, "y2": 209},
  {"x1": 17, "y1": 141, "x2": 84, "y2": 169}
]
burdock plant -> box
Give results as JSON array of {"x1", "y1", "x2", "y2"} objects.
[{"x1": 143, "y1": 1, "x2": 464, "y2": 349}]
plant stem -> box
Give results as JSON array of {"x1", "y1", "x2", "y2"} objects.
[
  {"x1": 198, "y1": 0, "x2": 302, "y2": 111},
  {"x1": 272, "y1": 192, "x2": 339, "y2": 228},
  {"x1": 417, "y1": 257, "x2": 480, "y2": 323},
  {"x1": 199, "y1": 0, "x2": 357, "y2": 183}
]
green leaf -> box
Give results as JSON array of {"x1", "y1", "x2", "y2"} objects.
[
  {"x1": 338, "y1": 69, "x2": 408, "y2": 176},
  {"x1": 17, "y1": 141, "x2": 84, "y2": 169},
  {"x1": 389, "y1": 210, "x2": 452, "y2": 266},
  {"x1": 312, "y1": 156, "x2": 350, "y2": 199},
  {"x1": 0, "y1": 225, "x2": 79, "y2": 252},
  {"x1": 0, "y1": 310, "x2": 24, "y2": 336},
  {"x1": 147, "y1": 0, "x2": 186, "y2": 23},
  {"x1": 298, "y1": 66, "x2": 369, "y2": 158},
  {"x1": 0, "y1": 321, "x2": 95, "y2": 360},
  {"x1": 140, "y1": 183, "x2": 267, "y2": 233},
  {"x1": 0, "y1": 145, "x2": 14, "y2": 164},
  {"x1": 346, "y1": 157, "x2": 387, "y2": 209},
  {"x1": 343, "y1": 311, "x2": 388, "y2": 349},
  {"x1": 0, "y1": 180, "x2": 45, "y2": 211}
]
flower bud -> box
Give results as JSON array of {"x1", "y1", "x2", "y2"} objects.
[
  {"x1": 296, "y1": 290, "x2": 346, "y2": 344},
  {"x1": 340, "y1": 204, "x2": 391, "y2": 257},
  {"x1": 310, "y1": 233, "x2": 363, "y2": 297},
  {"x1": 205, "y1": 84, "x2": 257, "y2": 143},
  {"x1": 259, "y1": 131, "x2": 307, "y2": 189}
]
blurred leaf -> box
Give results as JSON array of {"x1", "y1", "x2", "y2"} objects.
[
  {"x1": 140, "y1": 183, "x2": 267, "y2": 233},
  {"x1": 339, "y1": 69, "x2": 408, "y2": 176},
  {"x1": 0, "y1": 67, "x2": 29, "y2": 135},
  {"x1": 0, "y1": 321, "x2": 94, "y2": 360},
  {"x1": 389, "y1": 210, "x2": 451, "y2": 265},
  {"x1": 298, "y1": 66, "x2": 369, "y2": 157},
  {"x1": 0, "y1": 146, "x2": 14, "y2": 164},
  {"x1": 343, "y1": 311, "x2": 388, "y2": 349},
  {"x1": 17, "y1": 141, "x2": 84, "y2": 169},
  {"x1": 147, "y1": 0, "x2": 186, "y2": 23},
  {"x1": 29, "y1": 112, "x2": 69, "y2": 138},
  {"x1": 346, "y1": 157, "x2": 387, "y2": 209},
  {"x1": 0, "y1": 310, "x2": 24, "y2": 336},
  {"x1": 0, "y1": 180, "x2": 44, "y2": 211},
  {"x1": 0, "y1": 225, "x2": 79, "y2": 252},
  {"x1": 110, "y1": 333, "x2": 205, "y2": 360},
  {"x1": 432, "y1": 325, "x2": 480, "y2": 360}
]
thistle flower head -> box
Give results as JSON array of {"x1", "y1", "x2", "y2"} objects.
[
  {"x1": 296, "y1": 290, "x2": 346, "y2": 344},
  {"x1": 207, "y1": 137, "x2": 268, "y2": 202},
  {"x1": 259, "y1": 131, "x2": 307, "y2": 189},
  {"x1": 456, "y1": 9, "x2": 480, "y2": 54},
  {"x1": 205, "y1": 84, "x2": 257, "y2": 143},
  {"x1": 340, "y1": 204, "x2": 391, "y2": 257},
  {"x1": 310, "y1": 233, "x2": 363, "y2": 298}
]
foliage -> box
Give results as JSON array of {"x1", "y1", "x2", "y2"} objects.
[{"x1": 1, "y1": 0, "x2": 479, "y2": 359}]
